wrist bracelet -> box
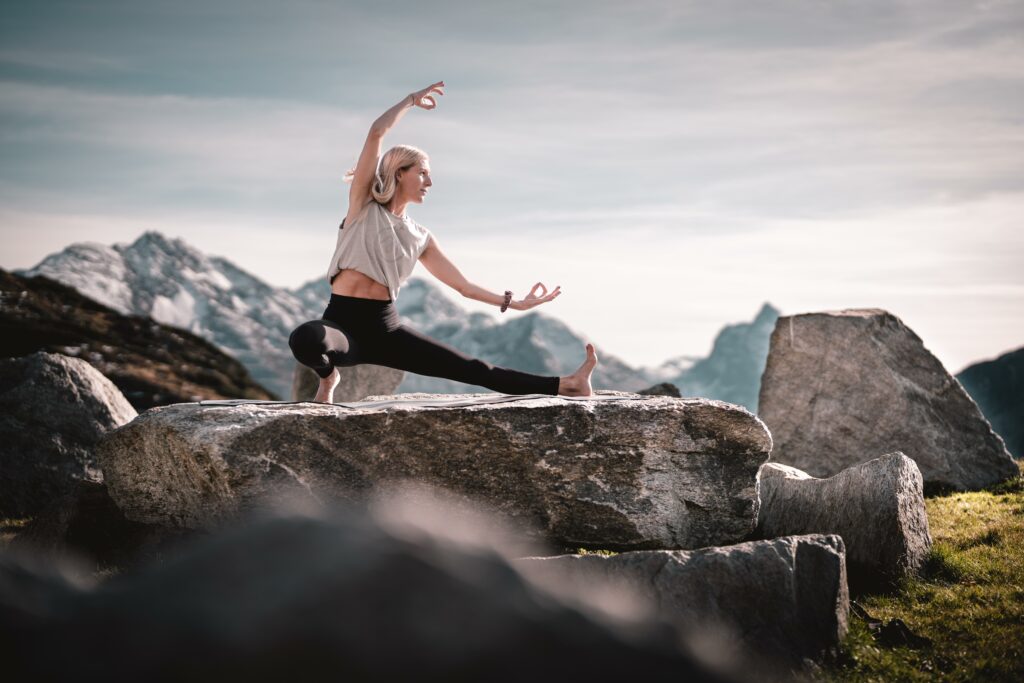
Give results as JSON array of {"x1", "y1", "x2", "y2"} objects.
[{"x1": 501, "y1": 290, "x2": 512, "y2": 313}]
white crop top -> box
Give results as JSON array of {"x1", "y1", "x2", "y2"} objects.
[{"x1": 326, "y1": 200, "x2": 433, "y2": 302}]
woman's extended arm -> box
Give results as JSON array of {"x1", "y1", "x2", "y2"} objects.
[
  {"x1": 347, "y1": 82, "x2": 445, "y2": 209},
  {"x1": 419, "y1": 234, "x2": 561, "y2": 311}
]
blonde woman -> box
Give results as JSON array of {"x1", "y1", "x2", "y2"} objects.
[{"x1": 288, "y1": 81, "x2": 598, "y2": 403}]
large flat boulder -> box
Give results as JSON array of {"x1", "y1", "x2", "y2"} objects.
[
  {"x1": 96, "y1": 392, "x2": 771, "y2": 550},
  {"x1": 517, "y1": 534, "x2": 848, "y2": 670},
  {"x1": 0, "y1": 351, "x2": 137, "y2": 516},
  {"x1": 758, "y1": 309, "x2": 1018, "y2": 491},
  {"x1": 756, "y1": 452, "x2": 931, "y2": 590},
  {"x1": 0, "y1": 505, "x2": 734, "y2": 682}
]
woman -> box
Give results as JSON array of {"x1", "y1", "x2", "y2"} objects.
[{"x1": 288, "y1": 81, "x2": 598, "y2": 403}]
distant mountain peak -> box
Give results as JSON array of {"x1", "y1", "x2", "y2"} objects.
[{"x1": 754, "y1": 302, "x2": 781, "y2": 324}]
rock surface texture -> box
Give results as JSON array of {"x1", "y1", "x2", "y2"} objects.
[
  {"x1": 756, "y1": 453, "x2": 931, "y2": 588},
  {"x1": 518, "y1": 534, "x2": 849, "y2": 669},
  {"x1": 758, "y1": 309, "x2": 1018, "y2": 491},
  {"x1": 290, "y1": 361, "x2": 404, "y2": 402},
  {"x1": 1, "y1": 508, "x2": 733, "y2": 682},
  {"x1": 97, "y1": 392, "x2": 772, "y2": 550},
  {"x1": 0, "y1": 352, "x2": 137, "y2": 516}
]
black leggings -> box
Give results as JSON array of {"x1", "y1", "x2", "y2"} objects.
[{"x1": 288, "y1": 294, "x2": 561, "y2": 395}]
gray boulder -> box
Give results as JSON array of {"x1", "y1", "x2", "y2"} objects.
[
  {"x1": 0, "y1": 505, "x2": 736, "y2": 682},
  {"x1": 0, "y1": 352, "x2": 137, "y2": 516},
  {"x1": 758, "y1": 309, "x2": 1018, "y2": 491},
  {"x1": 638, "y1": 382, "x2": 682, "y2": 397},
  {"x1": 756, "y1": 453, "x2": 931, "y2": 589},
  {"x1": 97, "y1": 392, "x2": 771, "y2": 550},
  {"x1": 290, "y1": 361, "x2": 404, "y2": 402},
  {"x1": 518, "y1": 534, "x2": 848, "y2": 670}
]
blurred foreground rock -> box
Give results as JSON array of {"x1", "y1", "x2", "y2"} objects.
[
  {"x1": 290, "y1": 360, "x2": 404, "y2": 402},
  {"x1": 0, "y1": 504, "x2": 739, "y2": 683},
  {"x1": 97, "y1": 392, "x2": 771, "y2": 550},
  {"x1": 12, "y1": 480, "x2": 189, "y2": 570},
  {"x1": 756, "y1": 453, "x2": 931, "y2": 590},
  {"x1": 519, "y1": 534, "x2": 848, "y2": 670},
  {"x1": 758, "y1": 309, "x2": 1018, "y2": 491},
  {"x1": 0, "y1": 352, "x2": 136, "y2": 517}
]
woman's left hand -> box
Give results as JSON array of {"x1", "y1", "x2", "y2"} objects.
[{"x1": 514, "y1": 282, "x2": 561, "y2": 310}]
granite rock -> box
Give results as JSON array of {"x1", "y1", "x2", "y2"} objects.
[
  {"x1": 756, "y1": 453, "x2": 931, "y2": 589},
  {"x1": 96, "y1": 392, "x2": 771, "y2": 550},
  {"x1": 0, "y1": 505, "x2": 736, "y2": 682},
  {"x1": 518, "y1": 534, "x2": 848, "y2": 669},
  {"x1": 0, "y1": 351, "x2": 137, "y2": 516},
  {"x1": 758, "y1": 309, "x2": 1018, "y2": 491}
]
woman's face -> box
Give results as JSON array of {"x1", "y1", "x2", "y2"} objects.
[{"x1": 397, "y1": 159, "x2": 432, "y2": 203}]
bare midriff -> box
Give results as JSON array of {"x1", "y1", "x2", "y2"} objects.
[{"x1": 330, "y1": 269, "x2": 391, "y2": 301}]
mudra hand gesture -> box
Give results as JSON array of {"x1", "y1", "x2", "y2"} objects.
[
  {"x1": 411, "y1": 81, "x2": 445, "y2": 110},
  {"x1": 514, "y1": 282, "x2": 561, "y2": 311}
]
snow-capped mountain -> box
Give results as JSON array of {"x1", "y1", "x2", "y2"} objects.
[
  {"x1": 19, "y1": 232, "x2": 308, "y2": 399},
  {"x1": 20, "y1": 232, "x2": 653, "y2": 398},
  {"x1": 21, "y1": 230, "x2": 782, "y2": 402}
]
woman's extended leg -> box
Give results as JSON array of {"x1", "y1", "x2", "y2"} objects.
[{"x1": 365, "y1": 323, "x2": 572, "y2": 395}]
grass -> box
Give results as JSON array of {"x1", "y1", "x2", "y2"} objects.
[{"x1": 820, "y1": 462, "x2": 1024, "y2": 682}]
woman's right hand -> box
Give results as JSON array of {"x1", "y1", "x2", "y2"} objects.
[{"x1": 411, "y1": 81, "x2": 445, "y2": 110}]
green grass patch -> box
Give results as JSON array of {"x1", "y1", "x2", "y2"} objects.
[{"x1": 821, "y1": 462, "x2": 1024, "y2": 682}]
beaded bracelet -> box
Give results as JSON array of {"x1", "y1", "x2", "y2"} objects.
[{"x1": 501, "y1": 290, "x2": 512, "y2": 313}]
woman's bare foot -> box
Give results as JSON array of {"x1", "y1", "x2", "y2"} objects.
[
  {"x1": 314, "y1": 368, "x2": 340, "y2": 403},
  {"x1": 558, "y1": 343, "x2": 598, "y2": 397}
]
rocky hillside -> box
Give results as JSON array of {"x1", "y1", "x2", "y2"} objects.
[
  {"x1": 0, "y1": 269, "x2": 275, "y2": 409},
  {"x1": 18, "y1": 232, "x2": 307, "y2": 399},
  {"x1": 957, "y1": 346, "x2": 1023, "y2": 459}
]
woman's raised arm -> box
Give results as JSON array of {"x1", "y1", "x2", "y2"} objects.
[{"x1": 346, "y1": 81, "x2": 445, "y2": 210}]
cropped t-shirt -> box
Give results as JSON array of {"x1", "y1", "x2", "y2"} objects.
[{"x1": 326, "y1": 200, "x2": 433, "y2": 303}]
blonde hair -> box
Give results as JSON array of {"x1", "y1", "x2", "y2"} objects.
[{"x1": 344, "y1": 144, "x2": 429, "y2": 205}]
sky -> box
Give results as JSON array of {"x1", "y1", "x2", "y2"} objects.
[{"x1": 2, "y1": 0, "x2": 1022, "y2": 373}]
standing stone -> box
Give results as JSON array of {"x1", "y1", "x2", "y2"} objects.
[
  {"x1": 290, "y1": 362, "x2": 404, "y2": 402},
  {"x1": 758, "y1": 309, "x2": 1018, "y2": 491},
  {"x1": 518, "y1": 534, "x2": 848, "y2": 669},
  {"x1": 756, "y1": 452, "x2": 931, "y2": 589},
  {"x1": 96, "y1": 393, "x2": 771, "y2": 550},
  {"x1": 0, "y1": 352, "x2": 137, "y2": 516}
]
